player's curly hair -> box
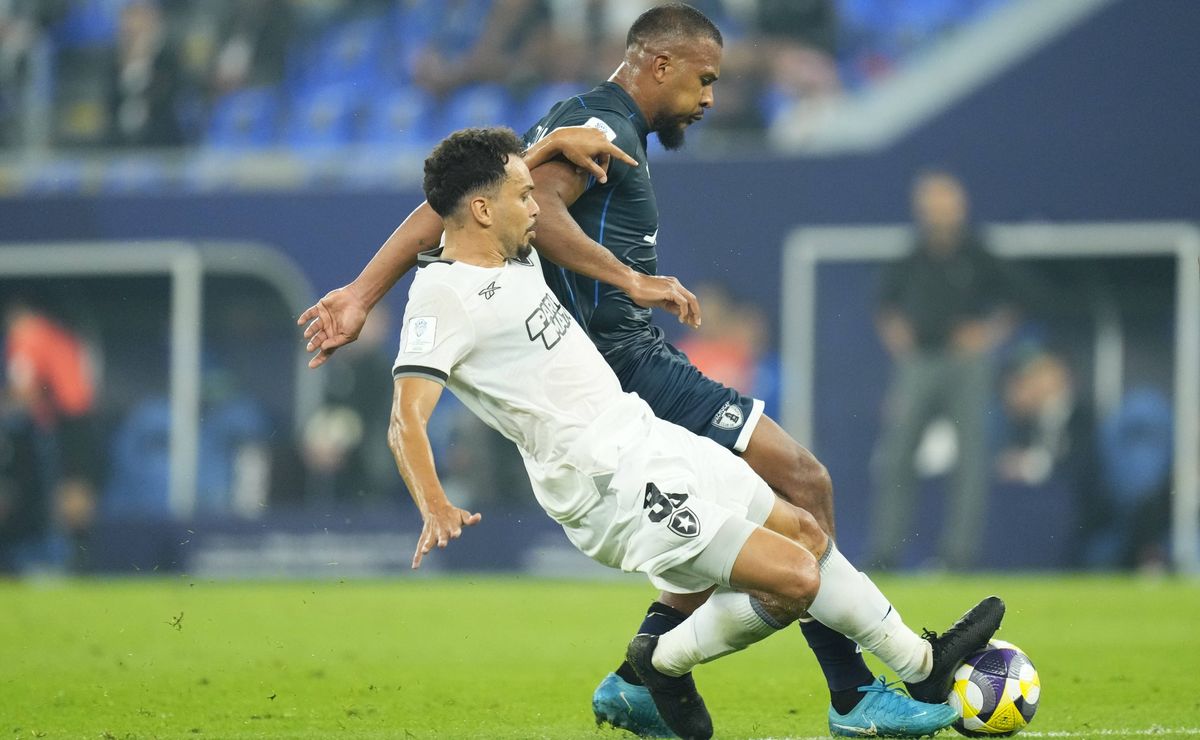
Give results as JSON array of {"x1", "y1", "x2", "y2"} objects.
[
  {"x1": 626, "y1": 3, "x2": 722, "y2": 50},
  {"x1": 423, "y1": 127, "x2": 524, "y2": 221}
]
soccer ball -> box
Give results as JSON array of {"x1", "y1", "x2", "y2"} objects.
[{"x1": 947, "y1": 639, "x2": 1040, "y2": 736}]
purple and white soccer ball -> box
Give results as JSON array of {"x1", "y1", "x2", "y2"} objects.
[{"x1": 947, "y1": 639, "x2": 1040, "y2": 736}]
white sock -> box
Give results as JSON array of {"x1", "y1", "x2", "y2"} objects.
[
  {"x1": 651, "y1": 588, "x2": 786, "y2": 677},
  {"x1": 807, "y1": 540, "x2": 932, "y2": 682}
]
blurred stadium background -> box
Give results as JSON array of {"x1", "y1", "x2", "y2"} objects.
[{"x1": 0, "y1": 0, "x2": 1197, "y2": 584}]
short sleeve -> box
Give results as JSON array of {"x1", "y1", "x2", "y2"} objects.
[{"x1": 393, "y1": 282, "x2": 475, "y2": 385}]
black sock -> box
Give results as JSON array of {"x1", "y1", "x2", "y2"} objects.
[
  {"x1": 614, "y1": 601, "x2": 689, "y2": 686},
  {"x1": 799, "y1": 619, "x2": 875, "y2": 714}
]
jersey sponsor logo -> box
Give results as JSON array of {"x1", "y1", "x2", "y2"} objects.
[
  {"x1": 525, "y1": 292, "x2": 573, "y2": 350},
  {"x1": 403, "y1": 316, "x2": 437, "y2": 353},
  {"x1": 582, "y1": 117, "x2": 617, "y2": 142},
  {"x1": 478, "y1": 281, "x2": 501, "y2": 300},
  {"x1": 711, "y1": 402, "x2": 744, "y2": 430},
  {"x1": 642, "y1": 229, "x2": 658, "y2": 245}
]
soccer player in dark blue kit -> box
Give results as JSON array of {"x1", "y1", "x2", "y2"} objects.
[{"x1": 299, "y1": 5, "x2": 998, "y2": 737}]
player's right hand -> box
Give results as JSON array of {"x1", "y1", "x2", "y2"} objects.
[
  {"x1": 550, "y1": 126, "x2": 639, "y2": 183},
  {"x1": 297, "y1": 287, "x2": 370, "y2": 369},
  {"x1": 627, "y1": 273, "x2": 702, "y2": 329},
  {"x1": 412, "y1": 503, "x2": 482, "y2": 569}
]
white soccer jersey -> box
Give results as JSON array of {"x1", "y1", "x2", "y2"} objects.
[{"x1": 394, "y1": 250, "x2": 654, "y2": 524}]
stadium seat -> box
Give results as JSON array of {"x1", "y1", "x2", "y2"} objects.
[
  {"x1": 518, "y1": 82, "x2": 587, "y2": 130},
  {"x1": 359, "y1": 86, "x2": 437, "y2": 150},
  {"x1": 283, "y1": 83, "x2": 363, "y2": 151},
  {"x1": 103, "y1": 392, "x2": 270, "y2": 520},
  {"x1": 298, "y1": 17, "x2": 386, "y2": 89},
  {"x1": 1099, "y1": 387, "x2": 1173, "y2": 506},
  {"x1": 439, "y1": 83, "x2": 518, "y2": 134},
  {"x1": 49, "y1": 0, "x2": 121, "y2": 49},
  {"x1": 205, "y1": 88, "x2": 282, "y2": 150},
  {"x1": 103, "y1": 398, "x2": 172, "y2": 520}
]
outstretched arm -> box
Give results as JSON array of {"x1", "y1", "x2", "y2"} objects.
[
  {"x1": 299, "y1": 201, "x2": 442, "y2": 368},
  {"x1": 530, "y1": 161, "x2": 701, "y2": 328},
  {"x1": 298, "y1": 127, "x2": 639, "y2": 368},
  {"x1": 387, "y1": 376, "x2": 481, "y2": 569}
]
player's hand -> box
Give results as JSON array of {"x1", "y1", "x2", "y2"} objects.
[
  {"x1": 297, "y1": 287, "x2": 370, "y2": 369},
  {"x1": 544, "y1": 126, "x2": 638, "y2": 184},
  {"x1": 627, "y1": 273, "x2": 702, "y2": 329},
  {"x1": 412, "y1": 502, "x2": 482, "y2": 569}
]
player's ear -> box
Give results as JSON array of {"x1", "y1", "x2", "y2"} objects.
[
  {"x1": 469, "y1": 196, "x2": 492, "y2": 226},
  {"x1": 651, "y1": 52, "x2": 672, "y2": 83}
]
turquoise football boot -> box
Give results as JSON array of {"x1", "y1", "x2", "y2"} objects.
[
  {"x1": 593, "y1": 672, "x2": 677, "y2": 738},
  {"x1": 828, "y1": 676, "x2": 957, "y2": 737}
]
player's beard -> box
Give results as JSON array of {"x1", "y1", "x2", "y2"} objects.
[
  {"x1": 655, "y1": 121, "x2": 687, "y2": 150},
  {"x1": 653, "y1": 114, "x2": 691, "y2": 151},
  {"x1": 516, "y1": 241, "x2": 532, "y2": 260}
]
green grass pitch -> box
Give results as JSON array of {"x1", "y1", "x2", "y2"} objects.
[{"x1": 2, "y1": 574, "x2": 1197, "y2": 739}]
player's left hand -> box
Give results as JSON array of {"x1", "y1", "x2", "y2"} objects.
[{"x1": 412, "y1": 502, "x2": 482, "y2": 569}]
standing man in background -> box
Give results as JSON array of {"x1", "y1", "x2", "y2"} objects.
[
  {"x1": 2, "y1": 298, "x2": 100, "y2": 572},
  {"x1": 871, "y1": 170, "x2": 1015, "y2": 571},
  {"x1": 300, "y1": 5, "x2": 954, "y2": 737}
]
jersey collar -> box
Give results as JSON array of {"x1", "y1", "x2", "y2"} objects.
[{"x1": 600, "y1": 81, "x2": 651, "y2": 141}]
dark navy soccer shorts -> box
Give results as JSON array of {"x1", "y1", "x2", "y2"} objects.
[{"x1": 606, "y1": 331, "x2": 765, "y2": 453}]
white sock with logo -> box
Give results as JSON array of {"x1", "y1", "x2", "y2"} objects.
[
  {"x1": 807, "y1": 540, "x2": 932, "y2": 682},
  {"x1": 651, "y1": 587, "x2": 786, "y2": 677}
]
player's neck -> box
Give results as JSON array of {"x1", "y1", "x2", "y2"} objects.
[
  {"x1": 609, "y1": 64, "x2": 653, "y2": 122},
  {"x1": 441, "y1": 234, "x2": 507, "y2": 268}
]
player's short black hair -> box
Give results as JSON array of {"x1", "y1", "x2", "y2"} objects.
[
  {"x1": 423, "y1": 127, "x2": 525, "y2": 219},
  {"x1": 626, "y1": 3, "x2": 722, "y2": 50}
]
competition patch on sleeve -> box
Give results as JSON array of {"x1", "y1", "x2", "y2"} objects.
[
  {"x1": 403, "y1": 316, "x2": 437, "y2": 353},
  {"x1": 582, "y1": 117, "x2": 617, "y2": 142}
]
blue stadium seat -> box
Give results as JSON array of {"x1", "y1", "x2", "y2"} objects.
[
  {"x1": 385, "y1": 0, "x2": 495, "y2": 84},
  {"x1": 300, "y1": 17, "x2": 386, "y2": 89},
  {"x1": 439, "y1": 83, "x2": 517, "y2": 134},
  {"x1": 359, "y1": 86, "x2": 438, "y2": 150},
  {"x1": 1099, "y1": 387, "x2": 1173, "y2": 506},
  {"x1": 284, "y1": 83, "x2": 363, "y2": 150},
  {"x1": 103, "y1": 392, "x2": 270, "y2": 520},
  {"x1": 518, "y1": 82, "x2": 587, "y2": 131},
  {"x1": 205, "y1": 88, "x2": 282, "y2": 150},
  {"x1": 50, "y1": 0, "x2": 121, "y2": 49},
  {"x1": 103, "y1": 398, "x2": 172, "y2": 520}
]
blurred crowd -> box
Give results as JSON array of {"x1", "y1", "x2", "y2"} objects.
[{"x1": 0, "y1": 0, "x2": 1007, "y2": 155}]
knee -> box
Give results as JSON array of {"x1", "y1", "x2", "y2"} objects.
[
  {"x1": 773, "y1": 559, "x2": 820, "y2": 613},
  {"x1": 776, "y1": 503, "x2": 828, "y2": 554}
]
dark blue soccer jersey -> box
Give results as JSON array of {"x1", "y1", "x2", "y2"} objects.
[
  {"x1": 521, "y1": 82, "x2": 763, "y2": 452},
  {"x1": 522, "y1": 82, "x2": 659, "y2": 354}
]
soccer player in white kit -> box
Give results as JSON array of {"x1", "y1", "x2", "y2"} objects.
[{"x1": 387, "y1": 127, "x2": 1004, "y2": 740}]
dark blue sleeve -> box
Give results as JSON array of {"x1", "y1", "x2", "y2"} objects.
[{"x1": 542, "y1": 106, "x2": 640, "y2": 190}]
